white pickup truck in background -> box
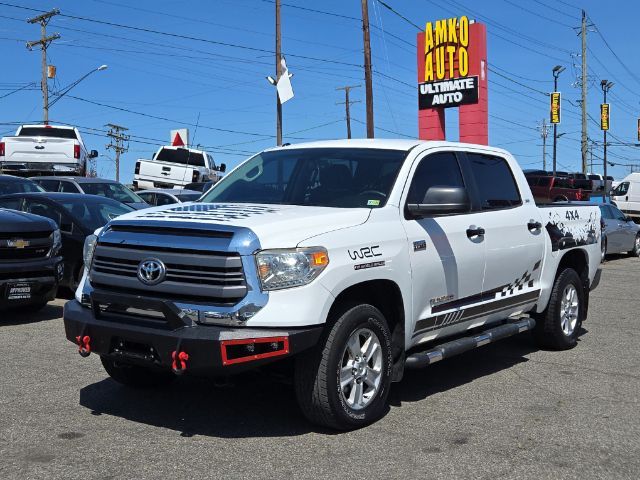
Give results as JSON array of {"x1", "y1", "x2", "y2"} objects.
[
  {"x1": 0, "y1": 124, "x2": 97, "y2": 176},
  {"x1": 133, "y1": 145, "x2": 226, "y2": 190}
]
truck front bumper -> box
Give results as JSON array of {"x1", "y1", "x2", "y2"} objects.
[
  {"x1": 63, "y1": 299, "x2": 323, "y2": 376},
  {"x1": 0, "y1": 257, "x2": 63, "y2": 309}
]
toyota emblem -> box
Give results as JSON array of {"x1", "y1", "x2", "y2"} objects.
[{"x1": 137, "y1": 258, "x2": 167, "y2": 286}]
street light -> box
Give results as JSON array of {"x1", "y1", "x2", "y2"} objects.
[
  {"x1": 48, "y1": 64, "x2": 108, "y2": 109},
  {"x1": 552, "y1": 65, "x2": 565, "y2": 177},
  {"x1": 601, "y1": 79, "x2": 614, "y2": 200}
]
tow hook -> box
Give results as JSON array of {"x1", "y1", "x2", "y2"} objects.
[
  {"x1": 171, "y1": 350, "x2": 189, "y2": 375},
  {"x1": 75, "y1": 335, "x2": 91, "y2": 357}
]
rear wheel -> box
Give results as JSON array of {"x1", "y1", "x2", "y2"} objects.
[
  {"x1": 628, "y1": 234, "x2": 640, "y2": 257},
  {"x1": 533, "y1": 268, "x2": 584, "y2": 350},
  {"x1": 101, "y1": 356, "x2": 174, "y2": 388},
  {"x1": 294, "y1": 304, "x2": 393, "y2": 430}
]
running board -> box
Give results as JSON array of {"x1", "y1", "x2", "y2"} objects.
[{"x1": 405, "y1": 317, "x2": 536, "y2": 369}]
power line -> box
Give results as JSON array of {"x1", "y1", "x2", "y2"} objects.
[
  {"x1": 376, "y1": 0, "x2": 422, "y2": 30},
  {"x1": 589, "y1": 14, "x2": 640, "y2": 88},
  {"x1": 501, "y1": 0, "x2": 574, "y2": 28}
]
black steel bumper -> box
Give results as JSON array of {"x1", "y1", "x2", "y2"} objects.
[
  {"x1": 0, "y1": 256, "x2": 63, "y2": 309},
  {"x1": 63, "y1": 297, "x2": 323, "y2": 376}
]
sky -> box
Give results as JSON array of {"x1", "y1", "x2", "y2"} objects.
[{"x1": 0, "y1": 0, "x2": 639, "y2": 183}]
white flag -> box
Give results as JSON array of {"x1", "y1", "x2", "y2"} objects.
[{"x1": 276, "y1": 57, "x2": 294, "y2": 104}]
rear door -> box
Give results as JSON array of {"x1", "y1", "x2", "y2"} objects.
[
  {"x1": 600, "y1": 205, "x2": 622, "y2": 253},
  {"x1": 463, "y1": 152, "x2": 544, "y2": 318},
  {"x1": 610, "y1": 205, "x2": 636, "y2": 251},
  {"x1": 400, "y1": 150, "x2": 487, "y2": 344}
]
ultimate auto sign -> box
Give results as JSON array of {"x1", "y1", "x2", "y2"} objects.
[{"x1": 418, "y1": 16, "x2": 479, "y2": 109}]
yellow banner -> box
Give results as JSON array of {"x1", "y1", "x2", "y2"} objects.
[
  {"x1": 550, "y1": 92, "x2": 561, "y2": 124},
  {"x1": 601, "y1": 103, "x2": 609, "y2": 131}
]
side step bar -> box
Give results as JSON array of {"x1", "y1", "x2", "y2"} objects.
[{"x1": 405, "y1": 317, "x2": 535, "y2": 369}]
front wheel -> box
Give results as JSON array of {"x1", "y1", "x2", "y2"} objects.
[
  {"x1": 533, "y1": 268, "x2": 584, "y2": 350},
  {"x1": 628, "y1": 234, "x2": 640, "y2": 257},
  {"x1": 101, "y1": 356, "x2": 174, "y2": 388},
  {"x1": 294, "y1": 304, "x2": 393, "y2": 430}
]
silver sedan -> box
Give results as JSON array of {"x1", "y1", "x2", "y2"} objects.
[{"x1": 600, "y1": 204, "x2": 640, "y2": 260}]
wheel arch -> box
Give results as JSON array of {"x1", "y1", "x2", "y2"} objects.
[
  {"x1": 328, "y1": 279, "x2": 406, "y2": 382},
  {"x1": 556, "y1": 248, "x2": 590, "y2": 314}
]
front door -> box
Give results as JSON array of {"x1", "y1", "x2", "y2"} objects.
[{"x1": 400, "y1": 150, "x2": 486, "y2": 346}]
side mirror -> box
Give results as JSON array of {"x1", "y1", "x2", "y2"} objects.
[
  {"x1": 406, "y1": 186, "x2": 470, "y2": 218},
  {"x1": 90, "y1": 150, "x2": 99, "y2": 159},
  {"x1": 218, "y1": 163, "x2": 226, "y2": 173}
]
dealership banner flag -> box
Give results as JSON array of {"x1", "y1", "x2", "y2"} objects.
[
  {"x1": 601, "y1": 104, "x2": 610, "y2": 131},
  {"x1": 550, "y1": 92, "x2": 561, "y2": 124}
]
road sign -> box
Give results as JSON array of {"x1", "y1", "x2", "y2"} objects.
[
  {"x1": 171, "y1": 129, "x2": 188, "y2": 147},
  {"x1": 600, "y1": 104, "x2": 609, "y2": 131},
  {"x1": 550, "y1": 92, "x2": 561, "y2": 124}
]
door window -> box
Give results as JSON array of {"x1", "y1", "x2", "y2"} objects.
[
  {"x1": 137, "y1": 192, "x2": 156, "y2": 205},
  {"x1": 37, "y1": 179, "x2": 60, "y2": 192},
  {"x1": 599, "y1": 205, "x2": 614, "y2": 220},
  {"x1": 155, "y1": 193, "x2": 176, "y2": 206},
  {"x1": 59, "y1": 181, "x2": 80, "y2": 193},
  {"x1": 466, "y1": 154, "x2": 521, "y2": 209},
  {"x1": 406, "y1": 152, "x2": 465, "y2": 205},
  {"x1": 611, "y1": 206, "x2": 627, "y2": 221},
  {"x1": 612, "y1": 182, "x2": 629, "y2": 196},
  {"x1": 24, "y1": 200, "x2": 61, "y2": 226}
]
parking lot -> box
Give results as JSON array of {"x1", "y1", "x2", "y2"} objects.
[{"x1": 0, "y1": 255, "x2": 638, "y2": 480}]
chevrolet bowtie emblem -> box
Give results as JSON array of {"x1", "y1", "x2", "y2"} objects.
[{"x1": 8, "y1": 239, "x2": 30, "y2": 249}]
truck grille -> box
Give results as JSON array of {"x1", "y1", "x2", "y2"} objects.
[
  {"x1": 0, "y1": 231, "x2": 52, "y2": 261},
  {"x1": 90, "y1": 242, "x2": 247, "y2": 304}
]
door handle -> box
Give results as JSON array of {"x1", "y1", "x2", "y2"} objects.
[
  {"x1": 34, "y1": 145, "x2": 44, "y2": 149},
  {"x1": 527, "y1": 221, "x2": 542, "y2": 231},
  {"x1": 466, "y1": 226, "x2": 485, "y2": 238}
]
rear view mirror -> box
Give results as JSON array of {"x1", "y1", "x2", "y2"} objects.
[
  {"x1": 218, "y1": 163, "x2": 226, "y2": 173},
  {"x1": 407, "y1": 186, "x2": 470, "y2": 218}
]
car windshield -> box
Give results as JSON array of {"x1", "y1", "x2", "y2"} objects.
[
  {"x1": 200, "y1": 148, "x2": 408, "y2": 208},
  {"x1": 175, "y1": 193, "x2": 201, "y2": 202},
  {"x1": 81, "y1": 182, "x2": 143, "y2": 203},
  {"x1": 58, "y1": 198, "x2": 134, "y2": 231},
  {"x1": 18, "y1": 127, "x2": 77, "y2": 139},
  {"x1": 0, "y1": 178, "x2": 44, "y2": 195},
  {"x1": 612, "y1": 182, "x2": 629, "y2": 196}
]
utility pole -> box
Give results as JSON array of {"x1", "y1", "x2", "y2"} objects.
[
  {"x1": 26, "y1": 9, "x2": 60, "y2": 124},
  {"x1": 538, "y1": 119, "x2": 550, "y2": 170},
  {"x1": 580, "y1": 10, "x2": 588, "y2": 174},
  {"x1": 105, "y1": 124, "x2": 129, "y2": 182},
  {"x1": 361, "y1": 0, "x2": 374, "y2": 138},
  {"x1": 336, "y1": 85, "x2": 361, "y2": 139},
  {"x1": 275, "y1": 0, "x2": 283, "y2": 146}
]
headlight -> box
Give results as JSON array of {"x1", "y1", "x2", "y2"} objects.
[
  {"x1": 256, "y1": 247, "x2": 329, "y2": 291},
  {"x1": 83, "y1": 234, "x2": 98, "y2": 269},
  {"x1": 50, "y1": 229, "x2": 61, "y2": 256}
]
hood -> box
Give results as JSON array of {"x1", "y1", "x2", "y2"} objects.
[
  {"x1": 109, "y1": 202, "x2": 371, "y2": 249},
  {"x1": 0, "y1": 208, "x2": 56, "y2": 234}
]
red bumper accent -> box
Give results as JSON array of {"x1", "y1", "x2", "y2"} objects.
[{"x1": 220, "y1": 336, "x2": 290, "y2": 366}]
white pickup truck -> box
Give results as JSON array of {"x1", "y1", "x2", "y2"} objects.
[
  {"x1": 65, "y1": 140, "x2": 602, "y2": 430},
  {"x1": 133, "y1": 145, "x2": 226, "y2": 190},
  {"x1": 0, "y1": 124, "x2": 97, "y2": 176}
]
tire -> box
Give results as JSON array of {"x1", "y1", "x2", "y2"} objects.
[
  {"x1": 294, "y1": 304, "x2": 393, "y2": 430},
  {"x1": 101, "y1": 356, "x2": 174, "y2": 388},
  {"x1": 628, "y1": 234, "x2": 640, "y2": 257},
  {"x1": 533, "y1": 268, "x2": 584, "y2": 350},
  {"x1": 601, "y1": 236, "x2": 607, "y2": 262}
]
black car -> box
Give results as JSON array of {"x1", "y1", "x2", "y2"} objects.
[
  {"x1": 30, "y1": 176, "x2": 149, "y2": 210},
  {"x1": 0, "y1": 174, "x2": 45, "y2": 194},
  {"x1": 0, "y1": 193, "x2": 133, "y2": 290},
  {"x1": 0, "y1": 208, "x2": 63, "y2": 311}
]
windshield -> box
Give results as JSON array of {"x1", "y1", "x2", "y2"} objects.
[
  {"x1": 0, "y1": 178, "x2": 44, "y2": 195},
  {"x1": 612, "y1": 182, "x2": 629, "y2": 196},
  {"x1": 18, "y1": 127, "x2": 77, "y2": 139},
  {"x1": 59, "y1": 198, "x2": 134, "y2": 231},
  {"x1": 81, "y1": 182, "x2": 143, "y2": 203},
  {"x1": 200, "y1": 148, "x2": 408, "y2": 208},
  {"x1": 156, "y1": 148, "x2": 205, "y2": 167}
]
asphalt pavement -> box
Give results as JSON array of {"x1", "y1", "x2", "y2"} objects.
[{"x1": 1, "y1": 255, "x2": 639, "y2": 479}]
